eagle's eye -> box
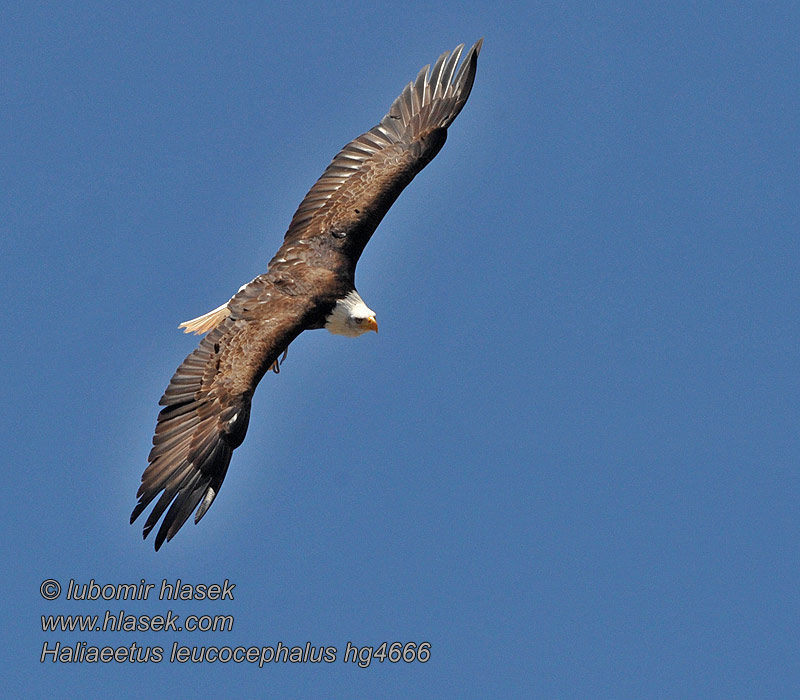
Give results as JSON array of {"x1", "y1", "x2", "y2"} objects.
[{"x1": 331, "y1": 230, "x2": 347, "y2": 239}]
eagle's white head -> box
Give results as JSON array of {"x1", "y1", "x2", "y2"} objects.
[{"x1": 325, "y1": 290, "x2": 378, "y2": 337}]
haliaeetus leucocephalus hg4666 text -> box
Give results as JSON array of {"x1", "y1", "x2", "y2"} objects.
[{"x1": 131, "y1": 40, "x2": 483, "y2": 549}]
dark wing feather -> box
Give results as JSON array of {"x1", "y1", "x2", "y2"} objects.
[
  {"x1": 270, "y1": 39, "x2": 482, "y2": 276},
  {"x1": 132, "y1": 278, "x2": 323, "y2": 550}
]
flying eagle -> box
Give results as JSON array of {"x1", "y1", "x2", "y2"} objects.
[{"x1": 131, "y1": 40, "x2": 483, "y2": 550}]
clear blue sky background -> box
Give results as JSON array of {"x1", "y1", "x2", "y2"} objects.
[{"x1": 4, "y1": 2, "x2": 798, "y2": 698}]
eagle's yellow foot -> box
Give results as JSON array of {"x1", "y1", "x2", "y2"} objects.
[{"x1": 269, "y1": 347, "x2": 289, "y2": 374}]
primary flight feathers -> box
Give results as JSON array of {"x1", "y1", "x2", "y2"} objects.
[{"x1": 132, "y1": 40, "x2": 483, "y2": 550}]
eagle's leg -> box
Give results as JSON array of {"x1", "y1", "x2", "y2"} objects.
[{"x1": 269, "y1": 347, "x2": 289, "y2": 374}]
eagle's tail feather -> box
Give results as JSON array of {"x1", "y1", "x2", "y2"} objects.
[{"x1": 179, "y1": 301, "x2": 232, "y2": 335}]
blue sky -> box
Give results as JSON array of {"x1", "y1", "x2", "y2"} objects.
[{"x1": 4, "y1": 1, "x2": 799, "y2": 697}]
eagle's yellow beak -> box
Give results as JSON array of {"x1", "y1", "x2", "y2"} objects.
[{"x1": 365, "y1": 316, "x2": 378, "y2": 333}]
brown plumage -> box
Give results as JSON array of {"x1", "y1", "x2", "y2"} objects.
[{"x1": 131, "y1": 40, "x2": 483, "y2": 550}]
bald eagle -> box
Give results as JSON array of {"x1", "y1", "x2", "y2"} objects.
[{"x1": 131, "y1": 40, "x2": 483, "y2": 550}]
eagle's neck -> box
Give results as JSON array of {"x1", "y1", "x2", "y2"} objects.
[{"x1": 324, "y1": 290, "x2": 376, "y2": 337}]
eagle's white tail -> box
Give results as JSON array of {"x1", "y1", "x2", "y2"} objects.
[{"x1": 179, "y1": 302, "x2": 231, "y2": 335}]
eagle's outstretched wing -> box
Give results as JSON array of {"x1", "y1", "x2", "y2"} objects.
[
  {"x1": 131, "y1": 280, "x2": 322, "y2": 550},
  {"x1": 177, "y1": 40, "x2": 482, "y2": 335},
  {"x1": 270, "y1": 39, "x2": 482, "y2": 277}
]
